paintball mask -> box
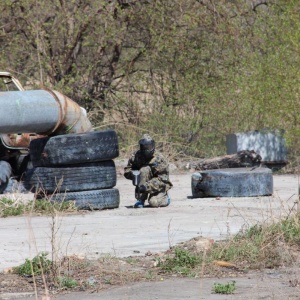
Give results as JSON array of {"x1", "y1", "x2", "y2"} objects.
[{"x1": 139, "y1": 134, "x2": 155, "y2": 159}]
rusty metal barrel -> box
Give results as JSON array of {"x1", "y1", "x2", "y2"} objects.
[{"x1": 0, "y1": 89, "x2": 92, "y2": 134}]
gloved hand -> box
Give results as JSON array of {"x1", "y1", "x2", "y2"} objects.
[{"x1": 138, "y1": 184, "x2": 147, "y2": 193}]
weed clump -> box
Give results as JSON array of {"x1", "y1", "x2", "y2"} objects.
[
  {"x1": 213, "y1": 281, "x2": 236, "y2": 294},
  {"x1": 0, "y1": 198, "x2": 77, "y2": 217},
  {"x1": 158, "y1": 247, "x2": 201, "y2": 276},
  {"x1": 14, "y1": 252, "x2": 51, "y2": 276},
  {"x1": 57, "y1": 276, "x2": 78, "y2": 288},
  {"x1": 0, "y1": 198, "x2": 24, "y2": 217},
  {"x1": 156, "y1": 213, "x2": 300, "y2": 277},
  {"x1": 209, "y1": 216, "x2": 300, "y2": 269}
]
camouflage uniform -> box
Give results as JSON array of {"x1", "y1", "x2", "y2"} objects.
[{"x1": 124, "y1": 149, "x2": 173, "y2": 207}]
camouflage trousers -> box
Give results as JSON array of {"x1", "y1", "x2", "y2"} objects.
[{"x1": 135, "y1": 166, "x2": 170, "y2": 207}]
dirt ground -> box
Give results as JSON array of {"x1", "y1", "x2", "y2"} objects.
[{"x1": 1, "y1": 163, "x2": 300, "y2": 299}]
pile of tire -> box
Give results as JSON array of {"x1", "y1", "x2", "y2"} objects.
[{"x1": 24, "y1": 129, "x2": 120, "y2": 210}]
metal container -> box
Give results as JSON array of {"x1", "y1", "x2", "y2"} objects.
[{"x1": 226, "y1": 130, "x2": 287, "y2": 163}]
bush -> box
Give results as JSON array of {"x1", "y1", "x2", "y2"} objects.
[
  {"x1": 14, "y1": 252, "x2": 51, "y2": 276},
  {"x1": 158, "y1": 247, "x2": 201, "y2": 276}
]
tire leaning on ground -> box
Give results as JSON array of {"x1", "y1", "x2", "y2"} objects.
[
  {"x1": 45, "y1": 188, "x2": 120, "y2": 210},
  {"x1": 30, "y1": 129, "x2": 119, "y2": 167},
  {"x1": 24, "y1": 160, "x2": 117, "y2": 193},
  {"x1": 192, "y1": 167, "x2": 273, "y2": 198},
  {"x1": 0, "y1": 161, "x2": 12, "y2": 193}
]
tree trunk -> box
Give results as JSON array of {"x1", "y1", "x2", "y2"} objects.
[{"x1": 189, "y1": 150, "x2": 262, "y2": 170}]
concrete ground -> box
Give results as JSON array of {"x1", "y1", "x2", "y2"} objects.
[
  {"x1": 6, "y1": 268, "x2": 300, "y2": 300},
  {"x1": 0, "y1": 170, "x2": 299, "y2": 299}
]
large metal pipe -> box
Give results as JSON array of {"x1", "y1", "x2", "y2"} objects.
[{"x1": 0, "y1": 89, "x2": 93, "y2": 135}]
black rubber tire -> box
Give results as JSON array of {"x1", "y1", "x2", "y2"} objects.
[
  {"x1": 0, "y1": 181, "x2": 8, "y2": 194},
  {"x1": 45, "y1": 188, "x2": 120, "y2": 210},
  {"x1": 192, "y1": 167, "x2": 273, "y2": 198},
  {"x1": 0, "y1": 161, "x2": 12, "y2": 194},
  {"x1": 30, "y1": 130, "x2": 119, "y2": 167},
  {"x1": 24, "y1": 160, "x2": 116, "y2": 193}
]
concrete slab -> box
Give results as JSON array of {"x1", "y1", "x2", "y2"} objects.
[
  {"x1": 13, "y1": 269, "x2": 300, "y2": 300},
  {"x1": 7, "y1": 260, "x2": 300, "y2": 300},
  {"x1": 0, "y1": 172, "x2": 299, "y2": 273}
]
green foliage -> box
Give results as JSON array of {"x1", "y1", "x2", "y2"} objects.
[
  {"x1": 0, "y1": 198, "x2": 24, "y2": 217},
  {"x1": 157, "y1": 214, "x2": 300, "y2": 275},
  {"x1": 158, "y1": 247, "x2": 200, "y2": 276},
  {"x1": 14, "y1": 252, "x2": 51, "y2": 276},
  {"x1": 244, "y1": 216, "x2": 300, "y2": 247},
  {"x1": 32, "y1": 199, "x2": 76, "y2": 214},
  {"x1": 57, "y1": 276, "x2": 78, "y2": 289},
  {"x1": 210, "y1": 239, "x2": 261, "y2": 266},
  {"x1": 213, "y1": 281, "x2": 236, "y2": 294},
  {"x1": 280, "y1": 217, "x2": 300, "y2": 244},
  {"x1": 0, "y1": 198, "x2": 77, "y2": 218},
  {"x1": 211, "y1": 215, "x2": 300, "y2": 269},
  {"x1": 2, "y1": 0, "x2": 300, "y2": 162}
]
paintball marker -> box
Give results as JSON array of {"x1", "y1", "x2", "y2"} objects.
[{"x1": 132, "y1": 170, "x2": 141, "y2": 201}]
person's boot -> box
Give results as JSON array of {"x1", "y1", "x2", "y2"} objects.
[{"x1": 134, "y1": 200, "x2": 145, "y2": 208}]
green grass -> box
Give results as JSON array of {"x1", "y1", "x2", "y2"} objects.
[
  {"x1": 14, "y1": 252, "x2": 51, "y2": 276},
  {"x1": 32, "y1": 198, "x2": 76, "y2": 213},
  {"x1": 57, "y1": 276, "x2": 78, "y2": 288},
  {"x1": 0, "y1": 199, "x2": 24, "y2": 217},
  {"x1": 158, "y1": 247, "x2": 201, "y2": 276},
  {"x1": 157, "y1": 213, "x2": 300, "y2": 276},
  {"x1": 213, "y1": 281, "x2": 236, "y2": 294},
  {"x1": 0, "y1": 197, "x2": 77, "y2": 217},
  {"x1": 208, "y1": 219, "x2": 298, "y2": 269}
]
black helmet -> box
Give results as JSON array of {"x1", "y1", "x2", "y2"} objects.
[{"x1": 139, "y1": 134, "x2": 155, "y2": 159}]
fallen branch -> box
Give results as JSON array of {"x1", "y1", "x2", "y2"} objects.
[{"x1": 189, "y1": 150, "x2": 262, "y2": 170}]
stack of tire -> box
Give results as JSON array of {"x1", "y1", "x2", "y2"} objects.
[{"x1": 24, "y1": 129, "x2": 120, "y2": 210}]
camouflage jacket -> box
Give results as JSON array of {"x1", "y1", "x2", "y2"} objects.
[{"x1": 124, "y1": 150, "x2": 173, "y2": 194}]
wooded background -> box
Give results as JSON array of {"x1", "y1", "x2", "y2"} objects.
[{"x1": 1, "y1": 0, "x2": 299, "y2": 168}]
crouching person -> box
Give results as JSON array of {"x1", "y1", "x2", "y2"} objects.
[{"x1": 124, "y1": 134, "x2": 173, "y2": 208}]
